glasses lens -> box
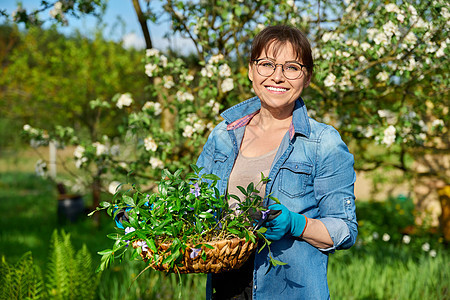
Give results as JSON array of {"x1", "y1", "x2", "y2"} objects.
[
  {"x1": 283, "y1": 63, "x2": 303, "y2": 80},
  {"x1": 256, "y1": 60, "x2": 276, "y2": 77}
]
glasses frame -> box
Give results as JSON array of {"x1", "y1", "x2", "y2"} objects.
[{"x1": 251, "y1": 58, "x2": 306, "y2": 80}]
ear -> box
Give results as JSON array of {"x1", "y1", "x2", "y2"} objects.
[
  {"x1": 248, "y1": 63, "x2": 253, "y2": 82},
  {"x1": 303, "y1": 73, "x2": 311, "y2": 88}
]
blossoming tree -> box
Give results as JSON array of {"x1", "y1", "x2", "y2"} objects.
[{"x1": 10, "y1": 0, "x2": 449, "y2": 236}]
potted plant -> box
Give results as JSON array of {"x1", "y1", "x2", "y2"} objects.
[{"x1": 91, "y1": 164, "x2": 284, "y2": 274}]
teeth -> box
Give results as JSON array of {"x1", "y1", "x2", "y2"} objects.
[{"x1": 266, "y1": 86, "x2": 287, "y2": 92}]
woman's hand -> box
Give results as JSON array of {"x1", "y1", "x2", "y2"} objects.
[{"x1": 264, "y1": 203, "x2": 307, "y2": 240}]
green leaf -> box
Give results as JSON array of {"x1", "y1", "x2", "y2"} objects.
[
  {"x1": 100, "y1": 201, "x2": 111, "y2": 208},
  {"x1": 123, "y1": 195, "x2": 135, "y2": 206},
  {"x1": 97, "y1": 249, "x2": 113, "y2": 255},
  {"x1": 198, "y1": 212, "x2": 214, "y2": 219},
  {"x1": 246, "y1": 182, "x2": 254, "y2": 195},
  {"x1": 236, "y1": 186, "x2": 248, "y2": 197},
  {"x1": 203, "y1": 174, "x2": 220, "y2": 181}
]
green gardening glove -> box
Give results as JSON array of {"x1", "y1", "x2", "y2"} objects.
[{"x1": 264, "y1": 203, "x2": 308, "y2": 241}]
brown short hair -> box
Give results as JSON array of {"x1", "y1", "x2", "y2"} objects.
[{"x1": 250, "y1": 25, "x2": 313, "y2": 77}]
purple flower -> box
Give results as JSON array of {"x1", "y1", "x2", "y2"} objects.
[
  {"x1": 261, "y1": 210, "x2": 270, "y2": 219},
  {"x1": 124, "y1": 227, "x2": 136, "y2": 246},
  {"x1": 136, "y1": 240, "x2": 148, "y2": 252},
  {"x1": 190, "y1": 247, "x2": 201, "y2": 259},
  {"x1": 217, "y1": 222, "x2": 223, "y2": 229},
  {"x1": 125, "y1": 227, "x2": 136, "y2": 234},
  {"x1": 190, "y1": 183, "x2": 201, "y2": 197}
]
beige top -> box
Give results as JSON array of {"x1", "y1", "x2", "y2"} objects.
[{"x1": 227, "y1": 147, "x2": 278, "y2": 209}]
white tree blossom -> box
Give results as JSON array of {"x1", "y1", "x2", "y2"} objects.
[
  {"x1": 116, "y1": 93, "x2": 133, "y2": 109},
  {"x1": 144, "y1": 136, "x2": 157, "y2": 152}
]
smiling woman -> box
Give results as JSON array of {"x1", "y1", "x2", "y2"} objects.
[{"x1": 196, "y1": 25, "x2": 357, "y2": 299}]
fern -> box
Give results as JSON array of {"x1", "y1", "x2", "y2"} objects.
[
  {"x1": 1, "y1": 231, "x2": 99, "y2": 300},
  {"x1": 74, "y1": 244, "x2": 100, "y2": 300},
  {"x1": 0, "y1": 252, "x2": 45, "y2": 299},
  {"x1": 46, "y1": 230, "x2": 70, "y2": 299}
]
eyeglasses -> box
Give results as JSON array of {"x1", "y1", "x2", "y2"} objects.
[{"x1": 252, "y1": 58, "x2": 306, "y2": 80}]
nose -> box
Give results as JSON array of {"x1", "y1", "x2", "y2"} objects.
[{"x1": 272, "y1": 64, "x2": 285, "y2": 82}]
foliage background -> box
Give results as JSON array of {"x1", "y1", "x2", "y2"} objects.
[{"x1": 0, "y1": 0, "x2": 449, "y2": 298}]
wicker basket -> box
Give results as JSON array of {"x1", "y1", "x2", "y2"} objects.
[{"x1": 132, "y1": 237, "x2": 257, "y2": 274}]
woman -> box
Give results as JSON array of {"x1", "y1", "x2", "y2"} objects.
[{"x1": 196, "y1": 25, "x2": 358, "y2": 299}]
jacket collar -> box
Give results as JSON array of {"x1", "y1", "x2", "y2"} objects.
[{"x1": 221, "y1": 96, "x2": 311, "y2": 139}]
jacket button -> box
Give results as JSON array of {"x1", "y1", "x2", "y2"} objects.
[{"x1": 347, "y1": 200, "x2": 351, "y2": 204}]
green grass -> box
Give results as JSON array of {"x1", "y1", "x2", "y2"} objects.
[{"x1": 0, "y1": 170, "x2": 448, "y2": 299}]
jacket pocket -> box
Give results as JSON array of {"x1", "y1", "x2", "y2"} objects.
[
  {"x1": 211, "y1": 150, "x2": 229, "y2": 177},
  {"x1": 278, "y1": 162, "x2": 313, "y2": 198}
]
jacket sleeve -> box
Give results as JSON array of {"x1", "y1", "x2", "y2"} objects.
[
  {"x1": 313, "y1": 125, "x2": 358, "y2": 252},
  {"x1": 196, "y1": 126, "x2": 217, "y2": 177}
]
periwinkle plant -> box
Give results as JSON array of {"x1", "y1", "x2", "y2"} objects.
[{"x1": 92, "y1": 164, "x2": 283, "y2": 273}]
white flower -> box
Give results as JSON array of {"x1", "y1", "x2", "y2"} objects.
[
  {"x1": 201, "y1": 64, "x2": 216, "y2": 77},
  {"x1": 361, "y1": 42, "x2": 371, "y2": 51},
  {"x1": 382, "y1": 125, "x2": 396, "y2": 147},
  {"x1": 159, "y1": 55, "x2": 168, "y2": 67},
  {"x1": 146, "y1": 48, "x2": 160, "y2": 57},
  {"x1": 364, "y1": 126, "x2": 374, "y2": 138},
  {"x1": 374, "y1": 32, "x2": 389, "y2": 45},
  {"x1": 145, "y1": 63, "x2": 157, "y2": 77},
  {"x1": 209, "y1": 54, "x2": 224, "y2": 64},
  {"x1": 108, "y1": 181, "x2": 121, "y2": 194},
  {"x1": 367, "y1": 28, "x2": 379, "y2": 40},
  {"x1": 442, "y1": 7, "x2": 450, "y2": 19},
  {"x1": 256, "y1": 23, "x2": 265, "y2": 31},
  {"x1": 431, "y1": 119, "x2": 444, "y2": 127},
  {"x1": 342, "y1": 51, "x2": 351, "y2": 58},
  {"x1": 383, "y1": 21, "x2": 400, "y2": 38},
  {"x1": 429, "y1": 249, "x2": 437, "y2": 257},
  {"x1": 144, "y1": 136, "x2": 157, "y2": 152},
  {"x1": 372, "y1": 232, "x2": 379, "y2": 239},
  {"x1": 435, "y1": 47, "x2": 445, "y2": 58},
  {"x1": 183, "y1": 125, "x2": 195, "y2": 138},
  {"x1": 382, "y1": 233, "x2": 391, "y2": 242},
  {"x1": 221, "y1": 78, "x2": 234, "y2": 93},
  {"x1": 75, "y1": 157, "x2": 88, "y2": 168},
  {"x1": 404, "y1": 32, "x2": 417, "y2": 45},
  {"x1": 385, "y1": 3, "x2": 400, "y2": 13},
  {"x1": 143, "y1": 101, "x2": 162, "y2": 115},
  {"x1": 163, "y1": 75, "x2": 175, "y2": 89},
  {"x1": 176, "y1": 91, "x2": 194, "y2": 102},
  {"x1": 183, "y1": 74, "x2": 194, "y2": 82},
  {"x1": 422, "y1": 242, "x2": 430, "y2": 252},
  {"x1": 193, "y1": 121, "x2": 206, "y2": 133},
  {"x1": 376, "y1": 71, "x2": 389, "y2": 81},
  {"x1": 73, "y1": 145, "x2": 85, "y2": 159},
  {"x1": 324, "y1": 73, "x2": 336, "y2": 87},
  {"x1": 397, "y1": 13, "x2": 405, "y2": 23},
  {"x1": 116, "y1": 93, "x2": 133, "y2": 109},
  {"x1": 186, "y1": 113, "x2": 198, "y2": 124},
  {"x1": 50, "y1": 1, "x2": 63, "y2": 18},
  {"x1": 402, "y1": 235, "x2": 411, "y2": 244},
  {"x1": 93, "y1": 142, "x2": 108, "y2": 156},
  {"x1": 23, "y1": 124, "x2": 31, "y2": 131},
  {"x1": 149, "y1": 157, "x2": 164, "y2": 169},
  {"x1": 218, "y1": 64, "x2": 232, "y2": 77}
]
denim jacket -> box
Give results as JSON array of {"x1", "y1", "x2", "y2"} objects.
[{"x1": 197, "y1": 96, "x2": 358, "y2": 299}]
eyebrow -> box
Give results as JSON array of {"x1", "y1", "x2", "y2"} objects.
[{"x1": 259, "y1": 57, "x2": 303, "y2": 64}]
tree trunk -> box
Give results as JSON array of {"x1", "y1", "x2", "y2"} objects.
[{"x1": 131, "y1": 0, "x2": 153, "y2": 49}]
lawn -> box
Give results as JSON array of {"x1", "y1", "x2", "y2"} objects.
[{"x1": 0, "y1": 149, "x2": 448, "y2": 299}]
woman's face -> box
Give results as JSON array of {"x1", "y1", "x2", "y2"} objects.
[{"x1": 248, "y1": 42, "x2": 310, "y2": 114}]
